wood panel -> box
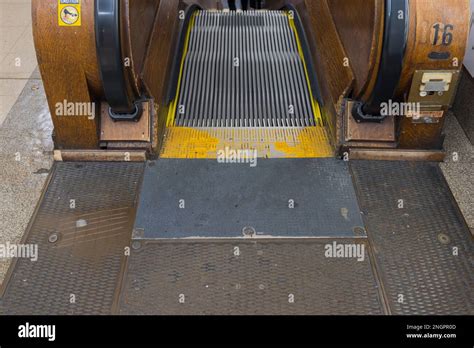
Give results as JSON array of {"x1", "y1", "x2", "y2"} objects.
[
  {"x1": 54, "y1": 150, "x2": 146, "y2": 162},
  {"x1": 184, "y1": 0, "x2": 222, "y2": 9},
  {"x1": 396, "y1": 0, "x2": 470, "y2": 97},
  {"x1": 124, "y1": 0, "x2": 161, "y2": 95},
  {"x1": 399, "y1": 117, "x2": 446, "y2": 150},
  {"x1": 397, "y1": 0, "x2": 470, "y2": 149},
  {"x1": 344, "y1": 102, "x2": 395, "y2": 142},
  {"x1": 100, "y1": 102, "x2": 151, "y2": 142},
  {"x1": 327, "y1": 0, "x2": 384, "y2": 100},
  {"x1": 140, "y1": 0, "x2": 182, "y2": 102},
  {"x1": 33, "y1": 0, "x2": 162, "y2": 150},
  {"x1": 128, "y1": 0, "x2": 161, "y2": 79},
  {"x1": 32, "y1": 0, "x2": 102, "y2": 149},
  {"x1": 349, "y1": 148, "x2": 446, "y2": 161}
]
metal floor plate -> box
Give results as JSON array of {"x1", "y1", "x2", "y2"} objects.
[
  {"x1": 350, "y1": 161, "x2": 474, "y2": 315},
  {"x1": 134, "y1": 158, "x2": 365, "y2": 238},
  {"x1": 120, "y1": 239, "x2": 384, "y2": 315},
  {"x1": 2, "y1": 159, "x2": 472, "y2": 315},
  {"x1": 0, "y1": 162, "x2": 144, "y2": 315}
]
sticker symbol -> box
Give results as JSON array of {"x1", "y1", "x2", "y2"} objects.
[{"x1": 60, "y1": 6, "x2": 79, "y2": 25}]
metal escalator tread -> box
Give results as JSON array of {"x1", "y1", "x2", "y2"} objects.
[{"x1": 175, "y1": 10, "x2": 317, "y2": 128}]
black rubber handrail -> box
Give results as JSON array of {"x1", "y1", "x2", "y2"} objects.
[
  {"x1": 165, "y1": 4, "x2": 202, "y2": 106},
  {"x1": 283, "y1": 4, "x2": 324, "y2": 107},
  {"x1": 352, "y1": 0, "x2": 409, "y2": 123},
  {"x1": 95, "y1": 0, "x2": 143, "y2": 121}
]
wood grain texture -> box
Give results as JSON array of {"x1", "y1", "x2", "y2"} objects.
[
  {"x1": 100, "y1": 102, "x2": 151, "y2": 142},
  {"x1": 123, "y1": 0, "x2": 161, "y2": 95},
  {"x1": 184, "y1": 0, "x2": 222, "y2": 9},
  {"x1": 33, "y1": 0, "x2": 162, "y2": 150},
  {"x1": 54, "y1": 149, "x2": 146, "y2": 162},
  {"x1": 326, "y1": 0, "x2": 469, "y2": 151},
  {"x1": 345, "y1": 102, "x2": 395, "y2": 142},
  {"x1": 396, "y1": 0, "x2": 470, "y2": 97},
  {"x1": 349, "y1": 148, "x2": 446, "y2": 161},
  {"x1": 397, "y1": 0, "x2": 469, "y2": 150},
  {"x1": 140, "y1": 0, "x2": 181, "y2": 102},
  {"x1": 139, "y1": 0, "x2": 182, "y2": 154},
  {"x1": 327, "y1": 0, "x2": 384, "y2": 100},
  {"x1": 33, "y1": 0, "x2": 470, "y2": 153},
  {"x1": 32, "y1": 0, "x2": 102, "y2": 149},
  {"x1": 399, "y1": 116, "x2": 446, "y2": 150},
  {"x1": 128, "y1": 0, "x2": 161, "y2": 79}
]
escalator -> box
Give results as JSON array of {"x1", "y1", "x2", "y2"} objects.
[
  {"x1": 0, "y1": 0, "x2": 472, "y2": 315},
  {"x1": 161, "y1": 8, "x2": 332, "y2": 159}
]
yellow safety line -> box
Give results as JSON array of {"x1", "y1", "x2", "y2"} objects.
[
  {"x1": 160, "y1": 127, "x2": 332, "y2": 158},
  {"x1": 166, "y1": 12, "x2": 196, "y2": 127},
  {"x1": 287, "y1": 12, "x2": 323, "y2": 126}
]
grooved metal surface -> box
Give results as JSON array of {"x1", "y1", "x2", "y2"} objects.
[
  {"x1": 134, "y1": 158, "x2": 365, "y2": 238},
  {"x1": 160, "y1": 126, "x2": 333, "y2": 159},
  {"x1": 120, "y1": 239, "x2": 384, "y2": 315},
  {"x1": 0, "y1": 162, "x2": 143, "y2": 315},
  {"x1": 350, "y1": 161, "x2": 474, "y2": 315},
  {"x1": 175, "y1": 11, "x2": 316, "y2": 127}
]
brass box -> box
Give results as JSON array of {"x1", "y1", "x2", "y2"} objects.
[{"x1": 407, "y1": 70, "x2": 461, "y2": 107}]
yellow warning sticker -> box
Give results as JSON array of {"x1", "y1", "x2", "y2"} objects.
[{"x1": 58, "y1": 0, "x2": 81, "y2": 26}]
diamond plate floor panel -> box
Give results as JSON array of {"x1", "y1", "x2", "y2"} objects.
[
  {"x1": 2, "y1": 159, "x2": 471, "y2": 315},
  {"x1": 0, "y1": 162, "x2": 144, "y2": 315},
  {"x1": 119, "y1": 239, "x2": 384, "y2": 315},
  {"x1": 135, "y1": 158, "x2": 365, "y2": 238},
  {"x1": 350, "y1": 161, "x2": 474, "y2": 315}
]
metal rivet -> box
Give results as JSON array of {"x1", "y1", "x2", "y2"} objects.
[
  {"x1": 353, "y1": 226, "x2": 366, "y2": 236},
  {"x1": 242, "y1": 226, "x2": 256, "y2": 237},
  {"x1": 437, "y1": 233, "x2": 450, "y2": 245},
  {"x1": 48, "y1": 233, "x2": 58, "y2": 243},
  {"x1": 76, "y1": 219, "x2": 87, "y2": 228}
]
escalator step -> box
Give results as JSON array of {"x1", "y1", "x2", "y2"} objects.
[{"x1": 173, "y1": 10, "x2": 318, "y2": 128}]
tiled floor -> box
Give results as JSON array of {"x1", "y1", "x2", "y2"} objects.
[
  {"x1": 0, "y1": 0, "x2": 50, "y2": 285},
  {"x1": 0, "y1": 0, "x2": 37, "y2": 125},
  {"x1": 440, "y1": 112, "x2": 474, "y2": 231}
]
